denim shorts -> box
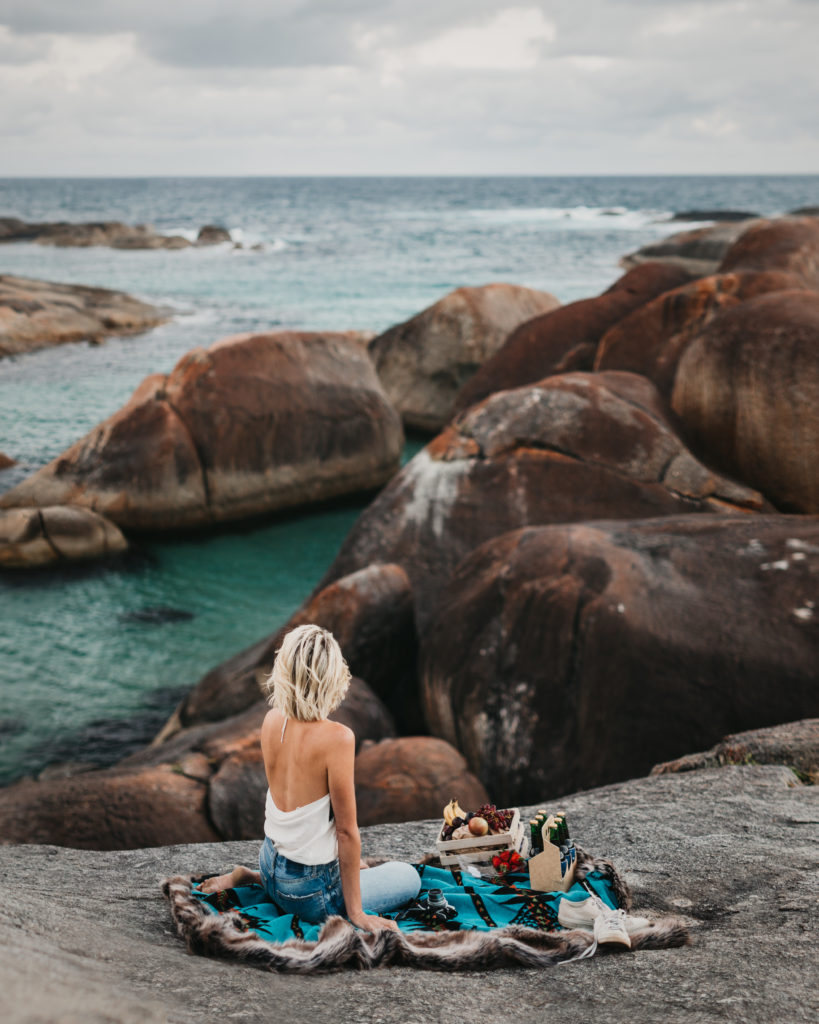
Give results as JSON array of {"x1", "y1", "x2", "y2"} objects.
[{"x1": 259, "y1": 836, "x2": 346, "y2": 924}]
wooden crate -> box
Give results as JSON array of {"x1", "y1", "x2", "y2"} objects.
[{"x1": 435, "y1": 808, "x2": 524, "y2": 865}]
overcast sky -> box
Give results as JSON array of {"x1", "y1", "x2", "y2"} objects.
[{"x1": 1, "y1": 0, "x2": 817, "y2": 176}]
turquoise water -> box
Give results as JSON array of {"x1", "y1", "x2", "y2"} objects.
[{"x1": 1, "y1": 176, "x2": 817, "y2": 783}]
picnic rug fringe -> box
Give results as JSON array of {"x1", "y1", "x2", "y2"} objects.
[{"x1": 161, "y1": 847, "x2": 690, "y2": 974}]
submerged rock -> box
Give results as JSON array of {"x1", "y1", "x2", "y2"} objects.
[
  {"x1": 652, "y1": 718, "x2": 819, "y2": 783},
  {"x1": 369, "y1": 283, "x2": 560, "y2": 432},
  {"x1": 0, "y1": 273, "x2": 168, "y2": 358},
  {"x1": 0, "y1": 505, "x2": 128, "y2": 569},
  {"x1": 671, "y1": 289, "x2": 819, "y2": 512},
  {"x1": 354, "y1": 736, "x2": 489, "y2": 827},
  {"x1": 421, "y1": 515, "x2": 819, "y2": 805},
  {"x1": 453, "y1": 262, "x2": 691, "y2": 414},
  {"x1": 0, "y1": 452, "x2": 16, "y2": 469},
  {"x1": 319, "y1": 371, "x2": 766, "y2": 633},
  {"x1": 118, "y1": 606, "x2": 195, "y2": 625},
  {"x1": 0, "y1": 330, "x2": 403, "y2": 529}
]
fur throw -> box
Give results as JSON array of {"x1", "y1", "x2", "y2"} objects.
[{"x1": 161, "y1": 847, "x2": 689, "y2": 974}]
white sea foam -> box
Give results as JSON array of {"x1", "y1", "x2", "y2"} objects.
[{"x1": 465, "y1": 205, "x2": 671, "y2": 229}]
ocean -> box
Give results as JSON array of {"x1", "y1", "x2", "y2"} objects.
[{"x1": 1, "y1": 175, "x2": 816, "y2": 784}]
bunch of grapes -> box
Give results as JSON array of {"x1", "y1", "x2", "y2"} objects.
[{"x1": 475, "y1": 803, "x2": 513, "y2": 834}]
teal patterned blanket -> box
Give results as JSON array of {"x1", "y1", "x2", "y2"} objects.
[
  {"x1": 162, "y1": 852, "x2": 689, "y2": 972},
  {"x1": 192, "y1": 862, "x2": 619, "y2": 944}
]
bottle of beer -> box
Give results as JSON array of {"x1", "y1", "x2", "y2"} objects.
[
  {"x1": 529, "y1": 819, "x2": 543, "y2": 855},
  {"x1": 548, "y1": 821, "x2": 561, "y2": 847}
]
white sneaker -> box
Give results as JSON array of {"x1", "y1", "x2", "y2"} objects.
[
  {"x1": 557, "y1": 891, "x2": 651, "y2": 943},
  {"x1": 593, "y1": 905, "x2": 631, "y2": 948}
]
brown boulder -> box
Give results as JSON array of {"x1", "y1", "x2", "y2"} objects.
[
  {"x1": 620, "y1": 221, "x2": 756, "y2": 276},
  {"x1": 720, "y1": 217, "x2": 819, "y2": 288},
  {"x1": 594, "y1": 270, "x2": 801, "y2": 397},
  {"x1": 0, "y1": 505, "x2": 128, "y2": 568},
  {"x1": 369, "y1": 283, "x2": 560, "y2": 432},
  {"x1": 0, "y1": 330, "x2": 404, "y2": 529},
  {"x1": 453, "y1": 262, "x2": 692, "y2": 414},
  {"x1": 651, "y1": 718, "x2": 819, "y2": 783},
  {"x1": 354, "y1": 737, "x2": 489, "y2": 827},
  {"x1": 421, "y1": 515, "x2": 819, "y2": 805},
  {"x1": 671, "y1": 290, "x2": 819, "y2": 512},
  {"x1": 170, "y1": 563, "x2": 418, "y2": 734},
  {"x1": 319, "y1": 371, "x2": 766, "y2": 633},
  {"x1": 0, "y1": 274, "x2": 168, "y2": 358},
  {"x1": 0, "y1": 765, "x2": 218, "y2": 850},
  {"x1": 0, "y1": 452, "x2": 16, "y2": 469}
]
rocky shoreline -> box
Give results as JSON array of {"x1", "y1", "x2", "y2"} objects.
[{"x1": 1, "y1": 213, "x2": 818, "y2": 844}]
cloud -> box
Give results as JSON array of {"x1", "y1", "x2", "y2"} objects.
[{"x1": 0, "y1": 0, "x2": 817, "y2": 173}]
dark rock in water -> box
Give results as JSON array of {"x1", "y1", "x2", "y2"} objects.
[
  {"x1": 0, "y1": 216, "x2": 191, "y2": 249},
  {"x1": 119, "y1": 606, "x2": 195, "y2": 625},
  {"x1": 421, "y1": 514, "x2": 819, "y2": 805},
  {"x1": 0, "y1": 273, "x2": 168, "y2": 358},
  {"x1": 594, "y1": 269, "x2": 801, "y2": 397},
  {"x1": 671, "y1": 289, "x2": 819, "y2": 512},
  {"x1": 0, "y1": 452, "x2": 16, "y2": 470},
  {"x1": 719, "y1": 216, "x2": 819, "y2": 289},
  {"x1": 195, "y1": 224, "x2": 231, "y2": 245},
  {"x1": 0, "y1": 330, "x2": 403, "y2": 529},
  {"x1": 0, "y1": 505, "x2": 128, "y2": 569},
  {"x1": 652, "y1": 718, "x2": 819, "y2": 783},
  {"x1": 319, "y1": 371, "x2": 766, "y2": 634},
  {"x1": 173, "y1": 562, "x2": 418, "y2": 734},
  {"x1": 0, "y1": 766, "x2": 816, "y2": 1021},
  {"x1": 0, "y1": 716, "x2": 25, "y2": 739},
  {"x1": 453, "y1": 262, "x2": 692, "y2": 415},
  {"x1": 620, "y1": 222, "x2": 754, "y2": 276},
  {"x1": 354, "y1": 736, "x2": 489, "y2": 827},
  {"x1": 671, "y1": 209, "x2": 759, "y2": 222},
  {"x1": 788, "y1": 206, "x2": 819, "y2": 216},
  {"x1": 369, "y1": 283, "x2": 560, "y2": 432}
]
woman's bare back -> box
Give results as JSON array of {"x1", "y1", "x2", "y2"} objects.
[{"x1": 260, "y1": 709, "x2": 346, "y2": 811}]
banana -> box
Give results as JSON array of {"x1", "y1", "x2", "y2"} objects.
[{"x1": 442, "y1": 798, "x2": 468, "y2": 826}]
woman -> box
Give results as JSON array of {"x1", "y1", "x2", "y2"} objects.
[{"x1": 201, "y1": 624, "x2": 420, "y2": 933}]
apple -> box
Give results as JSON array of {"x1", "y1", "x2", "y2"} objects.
[{"x1": 468, "y1": 816, "x2": 489, "y2": 837}]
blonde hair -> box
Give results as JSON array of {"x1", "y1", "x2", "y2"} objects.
[{"x1": 265, "y1": 624, "x2": 351, "y2": 721}]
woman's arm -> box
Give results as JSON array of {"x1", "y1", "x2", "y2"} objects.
[{"x1": 326, "y1": 725, "x2": 398, "y2": 933}]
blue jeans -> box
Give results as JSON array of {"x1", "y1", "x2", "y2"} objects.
[{"x1": 258, "y1": 837, "x2": 421, "y2": 925}]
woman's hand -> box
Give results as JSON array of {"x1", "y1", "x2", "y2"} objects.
[{"x1": 349, "y1": 912, "x2": 399, "y2": 934}]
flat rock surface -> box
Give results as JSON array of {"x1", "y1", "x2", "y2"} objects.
[{"x1": 1, "y1": 766, "x2": 817, "y2": 1024}]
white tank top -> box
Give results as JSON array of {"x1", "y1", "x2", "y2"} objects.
[{"x1": 262, "y1": 717, "x2": 338, "y2": 865}]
